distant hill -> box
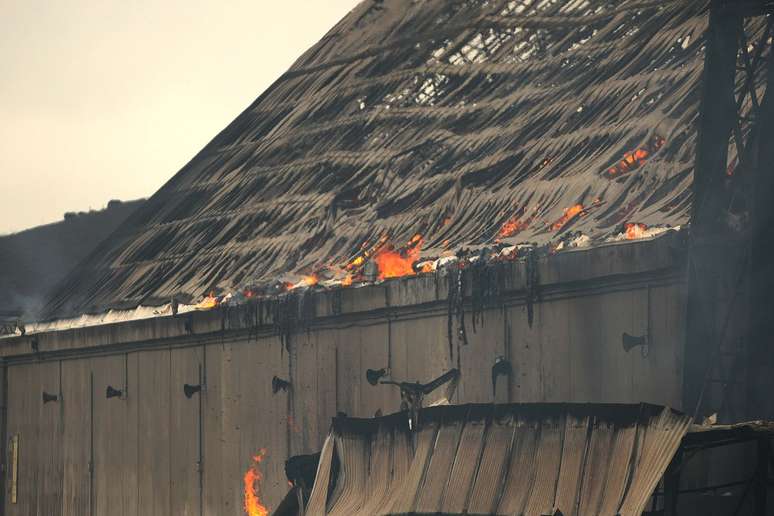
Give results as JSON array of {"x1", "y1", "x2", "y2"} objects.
[{"x1": 0, "y1": 199, "x2": 144, "y2": 319}]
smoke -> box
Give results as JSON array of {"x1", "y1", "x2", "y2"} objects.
[
  {"x1": 0, "y1": 199, "x2": 144, "y2": 322},
  {"x1": 0, "y1": 290, "x2": 44, "y2": 321}
]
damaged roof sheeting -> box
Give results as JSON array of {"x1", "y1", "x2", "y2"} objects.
[
  {"x1": 304, "y1": 403, "x2": 691, "y2": 516},
  {"x1": 43, "y1": 0, "x2": 769, "y2": 318}
]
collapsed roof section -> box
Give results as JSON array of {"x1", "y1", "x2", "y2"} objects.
[
  {"x1": 303, "y1": 403, "x2": 692, "y2": 516},
  {"x1": 44, "y1": 0, "x2": 739, "y2": 317}
]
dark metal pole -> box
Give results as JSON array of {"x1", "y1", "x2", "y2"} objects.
[
  {"x1": 754, "y1": 438, "x2": 769, "y2": 515},
  {"x1": 684, "y1": 0, "x2": 742, "y2": 419},
  {"x1": 691, "y1": 0, "x2": 742, "y2": 232},
  {"x1": 747, "y1": 39, "x2": 774, "y2": 420},
  {"x1": 664, "y1": 448, "x2": 683, "y2": 516}
]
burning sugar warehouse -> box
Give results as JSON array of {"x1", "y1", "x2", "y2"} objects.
[{"x1": 2, "y1": 0, "x2": 774, "y2": 515}]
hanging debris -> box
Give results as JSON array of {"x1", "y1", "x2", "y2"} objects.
[
  {"x1": 447, "y1": 261, "x2": 469, "y2": 359},
  {"x1": 525, "y1": 247, "x2": 539, "y2": 328}
]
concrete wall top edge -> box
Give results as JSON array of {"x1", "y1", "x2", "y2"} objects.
[{"x1": 0, "y1": 232, "x2": 685, "y2": 359}]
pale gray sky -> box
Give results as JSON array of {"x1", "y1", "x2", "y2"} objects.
[{"x1": 0, "y1": 0, "x2": 360, "y2": 234}]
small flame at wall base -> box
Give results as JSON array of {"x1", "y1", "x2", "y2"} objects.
[{"x1": 244, "y1": 450, "x2": 269, "y2": 516}]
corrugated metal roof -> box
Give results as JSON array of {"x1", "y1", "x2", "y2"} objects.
[
  {"x1": 305, "y1": 403, "x2": 691, "y2": 516},
  {"x1": 42, "y1": 0, "x2": 744, "y2": 318}
]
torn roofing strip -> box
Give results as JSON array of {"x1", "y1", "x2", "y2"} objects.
[{"x1": 42, "y1": 1, "x2": 770, "y2": 318}]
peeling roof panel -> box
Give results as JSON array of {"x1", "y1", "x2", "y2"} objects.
[
  {"x1": 305, "y1": 403, "x2": 692, "y2": 516},
  {"x1": 41, "y1": 0, "x2": 769, "y2": 318}
]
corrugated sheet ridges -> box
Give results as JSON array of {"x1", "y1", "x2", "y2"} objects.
[
  {"x1": 43, "y1": 0, "x2": 734, "y2": 318},
  {"x1": 306, "y1": 403, "x2": 691, "y2": 516}
]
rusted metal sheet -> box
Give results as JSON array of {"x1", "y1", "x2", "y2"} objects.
[
  {"x1": 305, "y1": 403, "x2": 691, "y2": 516},
  {"x1": 43, "y1": 0, "x2": 724, "y2": 319}
]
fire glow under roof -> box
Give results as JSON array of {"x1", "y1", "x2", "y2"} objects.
[{"x1": 42, "y1": 0, "x2": 768, "y2": 318}]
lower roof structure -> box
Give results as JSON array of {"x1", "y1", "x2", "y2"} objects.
[{"x1": 303, "y1": 403, "x2": 692, "y2": 516}]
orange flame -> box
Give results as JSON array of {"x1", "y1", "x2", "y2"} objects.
[
  {"x1": 348, "y1": 256, "x2": 365, "y2": 269},
  {"x1": 551, "y1": 204, "x2": 585, "y2": 231},
  {"x1": 243, "y1": 450, "x2": 269, "y2": 516},
  {"x1": 346, "y1": 235, "x2": 389, "y2": 272},
  {"x1": 341, "y1": 274, "x2": 353, "y2": 286},
  {"x1": 196, "y1": 293, "x2": 218, "y2": 310},
  {"x1": 374, "y1": 234, "x2": 423, "y2": 280},
  {"x1": 419, "y1": 261, "x2": 435, "y2": 273},
  {"x1": 497, "y1": 217, "x2": 528, "y2": 239},
  {"x1": 625, "y1": 223, "x2": 648, "y2": 240},
  {"x1": 291, "y1": 274, "x2": 318, "y2": 290},
  {"x1": 606, "y1": 136, "x2": 665, "y2": 178}
]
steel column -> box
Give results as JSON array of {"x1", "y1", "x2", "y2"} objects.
[{"x1": 685, "y1": 0, "x2": 742, "y2": 419}]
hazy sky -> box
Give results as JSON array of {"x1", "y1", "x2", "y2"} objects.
[{"x1": 0, "y1": 0, "x2": 360, "y2": 235}]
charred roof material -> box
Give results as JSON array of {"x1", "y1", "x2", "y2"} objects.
[{"x1": 42, "y1": 1, "x2": 769, "y2": 318}]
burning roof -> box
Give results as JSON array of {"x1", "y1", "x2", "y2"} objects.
[{"x1": 40, "y1": 1, "x2": 770, "y2": 319}]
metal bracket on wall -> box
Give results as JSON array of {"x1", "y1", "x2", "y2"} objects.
[{"x1": 622, "y1": 333, "x2": 649, "y2": 358}]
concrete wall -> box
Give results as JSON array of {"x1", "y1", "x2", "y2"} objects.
[{"x1": 0, "y1": 235, "x2": 687, "y2": 515}]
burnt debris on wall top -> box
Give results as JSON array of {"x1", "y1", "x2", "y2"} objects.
[{"x1": 41, "y1": 0, "x2": 771, "y2": 319}]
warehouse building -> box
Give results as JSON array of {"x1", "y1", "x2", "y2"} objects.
[{"x1": 1, "y1": 0, "x2": 773, "y2": 514}]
